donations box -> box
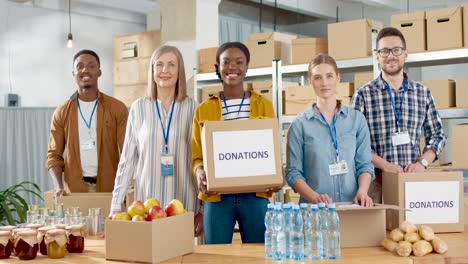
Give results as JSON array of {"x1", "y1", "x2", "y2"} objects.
[{"x1": 201, "y1": 119, "x2": 283, "y2": 194}]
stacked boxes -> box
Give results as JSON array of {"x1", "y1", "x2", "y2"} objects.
[
  {"x1": 284, "y1": 85, "x2": 316, "y2": 115},
  {"x1": 198, "y1": 47, "x2": 218, "y2": 73},
  {"x1": 354, "y1": 72, "x2": 374, "y2": 90},
  {"x1": 291, "y1": 38, "x2": 328, "y2": 65},
  {"x1": 455, "y1": 78, "x2": 468, "y2": 107},
  {"x1": 452, "y1": 124, "x2": 468, "y2": 168},
  {"x1": 426, "y1": 7, "x2": 463, "y2": 51},
  {"x1": 391, "y1": 11, "x2": 426, "y2": 53},
  {"x1": 419, "y1": 80, "x2": 456, "y2": 109},
  {"x1": 245, "y1": 32, "x2": 296, "y2": 68}
]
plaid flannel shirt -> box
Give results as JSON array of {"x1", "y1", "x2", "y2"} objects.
[{"x1": 350, "y1": 73, "x2": 446, "y2": 169}]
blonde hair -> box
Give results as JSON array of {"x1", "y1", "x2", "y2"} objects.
[
  {"x1": 147, "y1": 45, "x2": 187, "y2": 101},
  {"x1": 307, "y1": 53, "x2": 339, "y2": 80}
]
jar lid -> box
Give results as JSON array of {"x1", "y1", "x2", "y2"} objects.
[
  {"x1": 16, "y1": 230, "x2": 37, "y2": 237},
  {"x1": 26, "y1": 223, "x2": 45, "y2": 229},
  {"x1": 54, "y1": 224, "x2": 67, "y2": 229},
  {"x1": 46, "y1": 229, "x2": 66, "y2": 236},
  {"x1": 12, "y1": 228, "x2": 32, "y2": 234},
  {"x1": 0, "y1": 226, "x2": 16, "y2": 231},
  {"x1": 38, "y1": 226, "x2": 55, "y2": 233},
  {"x1": 66, "y1": 224, "x2": 85, "y2": 232},
  {"x1": 0, "y1": 231, "x2": 11, "y2": 236}
]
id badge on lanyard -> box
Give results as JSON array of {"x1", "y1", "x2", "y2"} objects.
[
  {"x1": 386, "y1": 79, "x2": 410, "y2": 146},
  {"x1": 329, "y1": 159, "x2": 348, "y2": 176},
  {"x1": 161, "y1": 152, "x2": 174, "y2": 177},
  {"x1": 391, "y1": 131, "x2": 410, "y2": 146}
]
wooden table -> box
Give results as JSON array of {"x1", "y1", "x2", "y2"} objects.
[{"x1": 2, "y1": 228, "x2": 467, "y2": 263}]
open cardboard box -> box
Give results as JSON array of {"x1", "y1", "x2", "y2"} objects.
[
  {"x1": 201, "y1": 119, "x2": 283, "y2": 194},
  {"x1": 383, "y1": 170, "x2": 464, "y2": 232},
  {"x1": 335, "y1": 202, "x2": 401, "y2": 248},
  {"x1": 105, "y1": 212, "x2": 194, "y2": 263}
]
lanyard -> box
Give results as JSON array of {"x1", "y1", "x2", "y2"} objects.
[
  {"x1": 384, "y1": 79, "x2": 407, "y2": 132},
  {"x1": 222, "y1": 92, "x2": 246, "y2": 117},
  {"x1": 315, "y1": 105, "x2": 339, "y2": 162},
  {"x1": 155, "y1": 99, "x2": 176, "y2": 154},
  {"x1": 77, "y1": 99, "x2": 98, "y2": 129}
]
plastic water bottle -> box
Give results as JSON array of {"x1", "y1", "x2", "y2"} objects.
[
  {"x1": 289, "y1": 204, "x2": 304, "y2": 260},
  {"x1": 283, "y1": 203, "x2": 293, "y2": 258},
  {"x1": 305, "y1": 204, "x2": 323, "y2": 260},
  {"x1": 318, "y1": 202, "x2": 328, "y2": 259},
  {"x1": 272, "y1": 204, "x2": 286, "y2": 261},
  {"x1": 299, "y1": 203, "x2": 308, "y2": 224},
  {"x1": 327, "y1": 204, "x2": 341, "y2": 259},
  {"x1": 264, "y1": 204, "x2": 274, "y2": 257}
]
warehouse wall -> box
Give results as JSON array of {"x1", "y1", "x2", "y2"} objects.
[{"x1": 0, "y1": 0, "x2": 146, "y2": 107}]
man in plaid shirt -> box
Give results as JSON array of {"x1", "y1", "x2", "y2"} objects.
[{"x1": 351, "y1": 27, "x2": 446, "y2": 203}]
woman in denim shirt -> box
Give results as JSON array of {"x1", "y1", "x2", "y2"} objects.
[{"x1": 285, "y1": 54, "x2": 374, "y2": 207}]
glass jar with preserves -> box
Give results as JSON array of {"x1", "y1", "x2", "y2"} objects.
[
  {"x1": 45, "y1": 229, "x2": 68, "y2": 259},
  {"x1": 37, "y1": 226, "x2": 54, "y2": 255},
  {"x1": 66, "y1": 224, "x2": 85, "y2": 253},
  {"x1": 0, "y1": 231, "x2": 13, "y2": 259},
  {"x1": 11, "y1": 228, "x2": 32, "y2": 256},
  {"x1": 13, "y1": 230, "x2": 38, "y2": 260}
]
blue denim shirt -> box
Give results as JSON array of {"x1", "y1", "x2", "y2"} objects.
[{"x1": 285, "y1": 104, "x2": 375, "y2": 203}]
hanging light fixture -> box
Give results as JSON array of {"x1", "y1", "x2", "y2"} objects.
[{"x1": 67, "y1": 0, "x2": 73, "y2": 48}]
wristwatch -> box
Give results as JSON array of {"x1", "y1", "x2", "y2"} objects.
[{"x1": 417, "y1": 157, "x2": 428, "y2": 169}]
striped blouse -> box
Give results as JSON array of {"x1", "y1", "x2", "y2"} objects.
[
  {"x1": 110, "y1": 96, "x2": 199, "y2": 213},
  {"x1": 222, "y1": 98, "x2": 251, "y2": 120}
]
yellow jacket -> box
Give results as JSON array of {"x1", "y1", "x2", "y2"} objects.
[{"x1": 192, "y1": 90, "x2": 276, "y2": 202}]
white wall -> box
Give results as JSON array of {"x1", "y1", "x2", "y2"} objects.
[{"x1": 0, "y1": 0, "x2": 146, "y2": 107}]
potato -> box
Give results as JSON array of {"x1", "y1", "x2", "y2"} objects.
[
  {"x1": 418, "y1": 225, "x2": 435, "y2": 241},
  {"x1": 396, "y1": 241, "x2": 413, "y2": 257},
  {"x1": 399, "y1": 221, "x2": 417, "y2": 234},
  {"x1": 404, "y1": 232, "x2": 421, "y2": 243},
  {"x1": 381, "y1": 238, "x2": 398, "y2": 252},
  {"x1": 390, "y1": 228, "x2": 405, "y2": 242},
  {"x1": 413, "y1": 240, "x2": 433, "y2": 257},
  {"x1": 431, "y1": 236, "x2": 448, "y2": 254}
]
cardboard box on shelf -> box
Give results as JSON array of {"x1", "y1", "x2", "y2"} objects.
[
  {"x1": 339, "y1": 97, "x2": 352, "y2": 107},
  {"x1": 44, "y1": 191, "x2": 113, "y2": 218},
  {"x1": 285, "y1": 85, "x2": 315, "y2": 115},
  {"x1": 284, "y1": 188, "x2": 300, "y2": 204},
  {"x1": 426, "y1": 7, "x2": 463, "y2": 51},
  {"x1": 452, "y1": 124, "x2": 468, "y2": 168},
  {"x1": 336, "y1": 203, "x2": 401, "y2": 248},
  {"x1": 391, "y1": 11, "x2": 426, "y2": 53},
  {"x1": 455, "y1": 78, "x2": 468, "y2": 107},
  {"x1": 106, "y1": 212, "x2": 194, "y2": 263},
  {"x1": 464, "y1": 6, "x2": 468, "y2": 48},
  {"x1": 354, "y1": 71, "x2": 374, "y2": 89},
  {"x1": 328, "y1": 19, "x2": 383, "y2": 60},
  {"x1": 198, "y1": 47, "x2": 218, "y2": 73},
  {"x1": 337, "y1": 82, "x2": 354, "y2": 97},
  {"x1": 419, "y1": 80, "x2": 455, "y2": 109},
  {"x1": 114, "y1": 84, "x2": 147, "y2": 107},
  {"x1": 201, "y1": 119, "x2": 283, "y2": 194},
  {"x1": 245, "y1": 40, "x2": 282, "y2": 69},
  {"x1": 248, "y1": 32, "x2": 296, "y2": 66},
  {"x1": 383, "y1": 171, "x2": 464, "y2": 233},
  {"x1": 422, "y1": 137, "x2": 452, "y2": 166},
  {"x1": 113, "y1": 30, "x2": 160, "y2": 61},
  {"x1": 291, "y1": 38, "x2": 328, "y2": 65},
  {"x1": 200, "y1": 85, "x2": 223, "y2": 102},
  {"x1": 113, "y1": 57, "x2": 150, "y2": 86}
]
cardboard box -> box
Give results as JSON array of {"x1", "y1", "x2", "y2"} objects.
[
  {"x1": 339, "y1": 97, "x2": 352, "y2": 107},
  {"x1": 464, "y1": 6, "x2": 468, "y2": 48},
  {"x1": 337, "y1": 82, "x2": 354, "y2": 97},
  {"x1": 285, "y1": 85, "x2": 316, "y2": 115},
  {"x1": 452, "y1": 124, "x2": 468, "y2": 168},
  {"x1": 354, "y1": 71, "x2": 374, "y2": 89},
  {"x1": 106, "y1": 212, "x2": 194, "y2": 263},
  {"x1": 113, "y1": 57, "x2": 150, "y2": 85},
  {"x1": 284, "y1": 188, "x2": 300, "y2": 204},
  {"x1": 419, "y1": 80, "x2": 455, "y2": 108},
  {"x1": 245, "y1": 40, "x2": 282, "y2": 69},
  {"x1": 113, "y1": 30, "x2": 160, "y2": 61},
  {"x1": 200, "y1": 85, "x2": 223, "y2": 102},
  {"x1": 383, "y1": 171, "x2": 464, "y2": 232},
  {"x1": 336, "y1": 203, "x2": 400, "y2": 248},
  {"x1": 248, "y1": 32, "x2": 296, "y2": 66},
  {"x1": 423, "y1": 136, "x2": 452, "y2": 166},
  {"x1": 391, "y1": 11, "x2": 426, "y2": 53},
  {"x1": 328, "y1": 19, "x2": 383, "y2": 60},
  {"x1": 44, "y1": 191, "x2": 113, "y2": 218},
  {"x1": 198, "y1": 47, "x2": 218, "y2": 73},
  {"x1": 465, "y1": 194, "x2": 468, "y2": 224},
  {"x1": 455, "y1": 78, "x2": 468, "y2": 107},
  {"x1": 291, "y1": 38, "x2": 328, "y2": 65},
  {"x1": 114, "y1": 84, "x2": 146, "y2": 107},
  {"x1": 201, "y1": 119, "x2": 283, "y2": 193},
  {"x1": 426, "y1": 7, "x2": 463, "y2": 51}
]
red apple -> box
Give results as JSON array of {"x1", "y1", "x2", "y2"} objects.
[
  {"x1": 132, "y1": 215, "x2": 146, "y2": 221},
  {"x1": 127, "y1": 200, "x2": 146, "y2": 218},
  {"x1": 112, "y1": 212, "x2": 131, "y2": 221},
  {"x1": 144, "y1": 198, "x2": 160, "y2": 213},
  {"x1": 148, "y1": 205, "x2": 166, "y2": 220},
  {"x1": 165, "y1": 199, "x2": 185, "y2": 217}
]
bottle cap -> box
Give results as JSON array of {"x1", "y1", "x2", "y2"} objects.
[
  {"x1": 328, "y1": 203, "x2": 336, "y2": 209},
  {"x1": 310, "y1": 204, "x2": 318, "y2": 210},
  {"x1": 318, "y1": 202, "x2": 326, "y2": 208}
]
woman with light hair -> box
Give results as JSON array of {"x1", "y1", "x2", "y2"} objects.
[{"x1": 110, "y1": 45, "x2": 202, "y2": 236}]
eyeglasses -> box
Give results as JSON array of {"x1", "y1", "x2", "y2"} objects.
[{"x1": 376, "y1": 47, "x2": 405, "y2": 57}]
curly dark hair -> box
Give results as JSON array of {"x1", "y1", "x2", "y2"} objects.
[{"x1": 214, "y1": 42, "x2": 250, "y2": 82}]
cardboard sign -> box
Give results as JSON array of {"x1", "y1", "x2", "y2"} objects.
[
  {"x1": 405, "y1": 181, "x2": 460, "y2": 224},
  {"x1": 201, "y1": 119, "x2": 283, "y2": 193}
]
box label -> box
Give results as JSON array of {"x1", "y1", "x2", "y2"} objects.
[
  {"x1": 212, "y1": 129, "x2": 276, "y2": 178},
  {"x1": 405, "y1": 181, "x2": 459, "y2": 224}
]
